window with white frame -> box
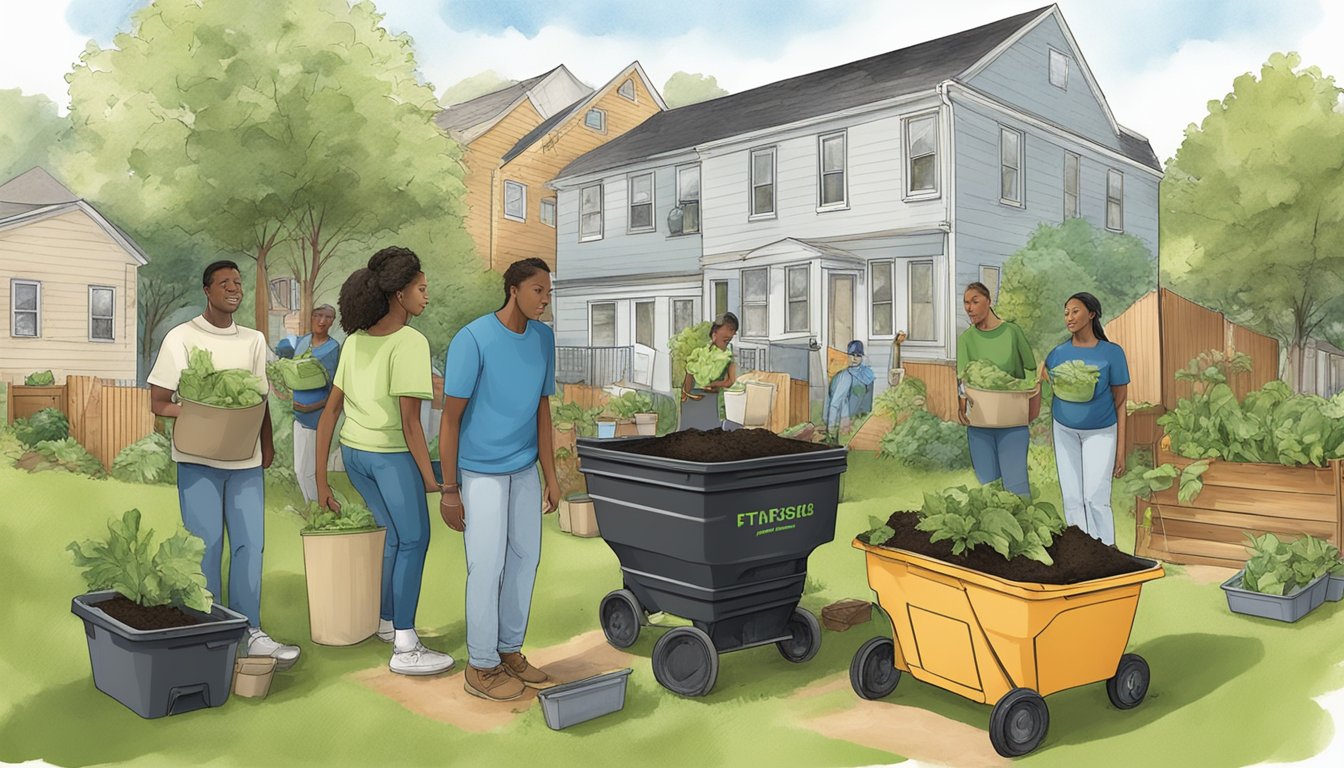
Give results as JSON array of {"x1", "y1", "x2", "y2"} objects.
[
  {"x1": 540, "y1": 197, "x2": 557, "y2": 227},
  {"x1": 1063, "y1": 152, "x2": 1080, "y2": 219},
  {"x1": 1000, "y1": 126, "x2": 1024, "y2": 205},
  {"x1": 712, "y1": 280, "x2": 728, "y2": 319},
  {"x1": 634, "y1": 301, "x2": 655, "y2": 347},
  {"x1": 89, "y1": 286, "x2": 115, "y2": 341},
  {"x1": 908, "y1": 261, "x2": 935, "y2": 341},
  {"x1": 503, "y1": 180, "x2": 526, "y2": 222},
  {"x1": 1107, "y1": 169, "x2": 1124, "y2": 231},
  {"x1": 672, "y1": 298, "x2": 695, "y2": 335},
  {"x1": 818, "y1": 131, "x2": 846, "y2": 208},
  {"x1": 1049, "y1": 49, "x2": 1070, "y2": 89},
  {"x1": 676, "y1": 164, "x2": 700, "y2": 235},
  {"x1": 590, "y1": 302, "x2": 616, "y2": 346},
  {"x1": 870, "y1": 261, "x2": 894, "y2": 336},
  {"x1": 618, "y1": 79, "x2": 636, "y2": 101},
  {"x1": 585, "y1": 108, "x2": 606, "y2": 132},
  {"x1": 741, "y1": 268, "x2": 768, "y2": 337},
  {"x1": 905, "y1": 113, "x2": 939, "y2": 197},
  {"x1": 10, "y1": 279, "x2": 39, "y2": 337},
  {"x1": 580, "y1": 183, "x2": 603, "y2": 241},
  {"x1": 979, "y1": 266, "x2": 1001, "y2": 303},
  {"x1": 749, "y1": 147, "x2": 776, "y2": 218},
  {"x1": 628, "y1": 172, "x2": 654, "y2": 232},
  {"x1": 786, "y1": 265, "x2": 809, "y2": 333}
]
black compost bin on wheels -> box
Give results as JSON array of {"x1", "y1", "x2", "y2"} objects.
[{"x1": 576, "y1": 436, "x2": 848, "y2": 697}]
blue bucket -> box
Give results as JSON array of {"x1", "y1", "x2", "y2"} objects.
[{"x1": 596, "y1": 421, "x2": 617, "y2": 439}]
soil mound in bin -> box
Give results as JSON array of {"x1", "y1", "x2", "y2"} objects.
[
  {"x1": 866, "y1": 511, "x2": 1147, "y2": 585},
  {"x1": 612, "y1": 428, "x2": 828, "y2": 462},
  {"x1": 95, "y1": 595, "x2": 203, "y2": 630}
]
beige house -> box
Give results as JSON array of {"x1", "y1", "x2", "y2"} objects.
[{"x1": 0, "y1": 168, "x2": 147, "y2": 384}]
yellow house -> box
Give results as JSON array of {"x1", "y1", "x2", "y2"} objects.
[
  {"x1": 436, "y1": 63, "x2": 666, "y2": 274},
  {"x1": 0, "y1": 168, "x2": 147, "y2": 384}
]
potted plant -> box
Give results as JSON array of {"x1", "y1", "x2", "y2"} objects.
[
  {"x1": 1221, "y1": 532, "x2": 1335, "y2": 622},
  {"x1": 1328, "y1": 560, "x2": 1344, "y2": 602},
  {"x1": 291, "y1": 492, "x2": 385, "y2": 646},
  {"x1": 606, "y1": 391, "x2": 656, "y2": 436},
  {"x1": 174, "y1": 348, "x2": 267, "y2": 462},
  {"x1": 68, "y1": 509, "x2": 250, "y2": 718}
]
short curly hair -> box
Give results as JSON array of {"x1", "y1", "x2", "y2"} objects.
[{"x1": 338, "y1": 246, "x2": 422, "y2": 333}]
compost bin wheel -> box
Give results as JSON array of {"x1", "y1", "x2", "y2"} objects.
[
  {"x1": 849, "y1": 636, "x2": 901, "y2": 700},
  {"x1": 1106, "y1": 653, "x2": 1150, "y2": 710},
  {"x1": 989, "y1": 688, "x2": 1050, "y2": 758},
  {"x1": 599, "y1": 590, "x2": 643, "y2": 649},
  {"x1": 652, "y1": 626, "x2": 719, "y2": 697},
  {"x1": 776, "y1": 607, "x2": 822, "y2": 663}
]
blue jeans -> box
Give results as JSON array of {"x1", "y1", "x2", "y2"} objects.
[
  {"x1": 461, "y1": 465, "x2": 542, "y2": 669},
  {"x1": 177, "y1": 464, "x2": 265, "y2": 627},
  {"x1": 966, "y1": 425, "x2": 1031, "y2": 496},
  {"x1": 342, "y1": 447, "x2": 430, "y2": 630}
]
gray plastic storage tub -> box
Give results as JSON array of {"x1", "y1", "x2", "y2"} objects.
[
  {"x1": 72, "y1": 590, "x2": 250, "y2": 718},
  {"x1": 538, "y1": 669, "x2": 633, "y2": 730},
  {"x1": 1221, "y1": 571, "x2": 1328, "y2": 622},
  {"x1": 1327, "y1": 574, "x2": 1344, "y2": 602}
]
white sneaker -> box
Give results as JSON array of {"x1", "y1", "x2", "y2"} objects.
[
  {"x1": 389, "y1": 644, "x2": 455, "y2": 676},
  {"x1": 246, "y1": 628, "x2": 301, "y2": 670},
  {"x1": 376, "y1": 619, "x2": 394, "y2": 643}
]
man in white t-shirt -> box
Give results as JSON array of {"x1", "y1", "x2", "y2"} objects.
[{"x1": 147, "y1": 260, "x2": 300, "y2": 668}]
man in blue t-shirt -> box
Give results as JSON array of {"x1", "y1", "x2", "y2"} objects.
[
  {"x1": 291, "y1": 305, "x2": 341, "y2": 503},
  {"x1": 439, "y1": 258, "x2": 559, "y2": 703}
]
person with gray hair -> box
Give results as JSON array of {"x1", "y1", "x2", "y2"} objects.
[{"x1": 291, "y1": 303, "x2": 341, "y2": 503}]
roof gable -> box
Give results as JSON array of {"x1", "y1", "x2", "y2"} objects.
[
  {"x1": 0, "y1": 167, "x2": 149, "y2": 265},
  {"x1": 434, "y1": 65, "x2": 593, "y2": 143}
]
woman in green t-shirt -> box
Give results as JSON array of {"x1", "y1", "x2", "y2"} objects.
[{"x1": 955, "y1": 282, "x2": 1040, "y2": 496}]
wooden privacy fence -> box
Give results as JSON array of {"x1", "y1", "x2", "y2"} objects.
[
  {"x1": 903, "y1": 361, "x2": 958, "y2": 421},
  {"x1": 5, "y1": 376, "x2": 154, "y2": 470}
]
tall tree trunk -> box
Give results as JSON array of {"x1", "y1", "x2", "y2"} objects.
[{"x1": 255, "y1": 246, "x2": 270, "y2": 342}]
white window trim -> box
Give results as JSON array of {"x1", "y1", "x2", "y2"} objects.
[
  {"x1": 907, "y1": 260, "x2": 937, "y2": 343},
  {"x1": 627, "y1": 172, "x2": 656, "y2": 234},
  {"x1": 670, "y1": 298, "x2": 696, "y2": 336},
  {"x1": 579, "y1": 182, "x2": 604, "y2": 242},
  {"x1": 1106, "y1": 169, "x2": 1125, "y2": 233},
  {"x1": 902, "y1": 110, "x2": 941, "y2": 201},
  {"x1": 785, "y1": 264, "x2": 810, "y2": 334},
  {"x1": 868, "y1": 260, "x2": 896, "y2": 340},
  {"x1": 1063, "y1": 151, "x2": 1081, "y2": 219},
  {"x1": 588, "y1": 301, "x2": 617, "y2": 347},
  {"x1": 89, "y1": 285, "x2": 116, "y2": 343},
  {"x1": 675, "y1": 163, "x2": 701, "y2": 236},
  {"x1": 540, "y1": 197, "x2": 557, "y2": 228},
  {"x1": 999, "y1": 124, "x2": 1025, "y2": 208},
  {"x1": 1048, "y1": 48, "x2": 1070, "y2": 90},
  {"x1": 978, "y1": 266, "x2": 1001, "y2": 304},
  {"x1": 740, "y1": 267, "x2": 769, "y2": 338},
  {"x1": 618, "y1": 79, "x2": 637, "y2": 102},
  {"x1": 584, "y1": 108, "x2": 607, "y2": 133},
  {"x1": 748, "y1": 146, "x2": 777, "y2": 221},
  {"x1": 10, "y1": 278, "x2": 41, "y2": 338},
  {"x1": 817, "y1": 130, "x2": 848, "y2": 211},
  {"x1": 503, "y1": 180, "x2": 526, "y2": 222}
]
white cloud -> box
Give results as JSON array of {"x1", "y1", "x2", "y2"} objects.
[{"x1": 0, "y1": 1, "x2": 90, "y2": 109}]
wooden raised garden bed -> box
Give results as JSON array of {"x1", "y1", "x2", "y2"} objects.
[{"x1": 1135, "y1": 437, "x2": 1344, "y2": 569}]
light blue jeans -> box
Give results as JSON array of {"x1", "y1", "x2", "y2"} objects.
[
  {"x1": 1053, "y1": 421, "x2": 1119, "y2": 546},
  {"x1": 967, "y1": 425, "x2": 1031, "y2": 496},
  {"x1": 342, "y1": 447, "x2": 430, "y2": 630},
  {"x1": 461, "y1": 465, "x2": 542, "y2": 670},
  {"x1": 177, "y1": 463, "x2": 265, "y2": 627}
]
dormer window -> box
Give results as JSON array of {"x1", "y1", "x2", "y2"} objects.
[
  {"x1": 1049, "y1": 49, "x2": 1069, "y2": 90},
  {"x1": 585, "y1": 108, "x2": 606, "y2": 132},
  {"x1": 618, "y1": 79, "x2": 636, "y2": 101}
]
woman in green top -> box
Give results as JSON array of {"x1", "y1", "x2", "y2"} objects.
[
  {"x1": 956, "y1": 282, "x2": 1040, "y2": 496},
  {"x1": 679, "y1": 312, "x2": 739, "y2": 431},
  {"x1": 315, "y1": 247, "x2": 453, "y2": 677}
]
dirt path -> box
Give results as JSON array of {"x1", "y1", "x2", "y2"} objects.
[
  {"x1": 1181, "y1": 564, "x2": 1238, "y2": 585},
  {"x1": 352, "y1": 630, "x2": 636, "y2": 733}
]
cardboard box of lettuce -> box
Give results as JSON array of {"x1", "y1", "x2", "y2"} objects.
[{"x1": 174, "y1": 348, "x2": 268, "y2": 462}]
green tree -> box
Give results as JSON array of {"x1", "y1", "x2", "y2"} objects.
[
  {"x1": 1162, "y1": 52, "x2": 1344, "y2": 390},
  {"x1": 663, "y1": 72, "x2": 729, "y2": 109},
  {"x1": 0, "y1": 89, "x2": 70, "y2": 181},
  {"x1": 441, "y1": 70, "x2": 517, "y2": 106},
  {"x1": 996, "y1": 219, "x2": 1156, "y2": 358}
]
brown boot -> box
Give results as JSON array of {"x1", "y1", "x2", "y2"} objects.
[
  {"x1": 464, "y1": 664, "x2": 526, "y2": 701},
  {"x1": 500, "y1": 652, "x2": 552, "y2": 688}
]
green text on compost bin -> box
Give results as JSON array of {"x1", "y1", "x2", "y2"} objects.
[{"x1": 737, "y1": 503, "x2": 815, "y2": 536}]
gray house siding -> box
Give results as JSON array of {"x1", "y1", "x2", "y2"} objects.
[{"x1": 963, "y1": 14, "x2": 1123, "y2": 156}]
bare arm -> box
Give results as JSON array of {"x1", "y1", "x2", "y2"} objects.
[
  {"x1": 438, "y1": 396, "x2": 468, "y2": 531},
  {"x1": 315, "y1": 387, "x2": 345, "y2": 511},
  {"x1": 150, "y1": 384, "x2": 182, "y2": 419},
  {"x1": 400, "y1": 396, "x2": 437, "y2": 492},
  {"x1": 538, "y1": 396, "x2": 559, "y2": 514},
  {"x1": 260, "y1": 400, "x2": 274, "y2": 467},
  {"x1": 1112, "y1": 384, "x2": 1128, "y2": 476}
]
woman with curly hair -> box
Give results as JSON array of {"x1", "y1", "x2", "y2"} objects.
[{"x1": 314, "y1": 246, "x2": 452, "y2": 676}]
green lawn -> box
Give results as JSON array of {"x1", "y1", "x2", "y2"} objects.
[{"x1": 1, "y1": 447, "x2": 1341, "y2": 768}]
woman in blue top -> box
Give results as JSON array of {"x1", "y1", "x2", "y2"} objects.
[{"x1": 1044, "y1": 292, "x2": 1129, "y2": 546}]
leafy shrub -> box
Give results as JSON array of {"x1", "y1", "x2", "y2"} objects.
[
  {"x1": 879, "y1": 409, "x2": 971, "y2": 470},
  {"x1": 964, "y1": 361, "x2": 1035, "y2": 392},
  {"x1": 67, "y1": 508, "x2": 212, "y2": 612},
  {"x1": 668, "y1": 322, "x2": 711, "y2": 390},
  {"x1": 686, "y1": 346, "x2": 734, "y2": 388},
  {"x1": 24, "y1": 370, "x2": 55, "y2": 386},
  {"x1": 27, "y1": 438, "x2": 105, "y2": 477},
  {"x1": 1241, "y1": 532, "x2": 1339, "y2": 596},
  {"x1": 873, "y1": 376, "x2": 927, "y2": 422},
  {"x1": 14, "y1": 407, "x2": 69, "y2": 447},
  {"x1": 179, "y1": 347, "x2": 264, "y2": 408},
  {"x1": 112, "y1": 432, "x2": 176, "y2": 484},
  {"x1": 290, "y1": 490, "x2": 379, "y2": 533},
  {"x1": 552, "y1": 401, "x2": 603, "y2": 437},
  {"x1": 606, "y1": 391, "x2": 654, "y2": 419}
]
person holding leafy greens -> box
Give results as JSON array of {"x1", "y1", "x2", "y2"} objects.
[
  {"x1": 314, "y1": 247, "x2": 453, "y2": 677},
  {"x1": 1043, "y1": 292, "x2": 1129, "y2": 546},
  {"x1": 956, "y1": 282, "x2": 1039, "y2": 496},
  {"x1": 288, "y1": 304, "x2": 341, "y2": 504},
  {"x1": 680, "y1": 312, "x2": 739, "y2": 431},
  {"x1": 148, "y1": 260, "x2": 299, "y2": 669}
]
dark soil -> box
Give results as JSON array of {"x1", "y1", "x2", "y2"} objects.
[
  {"x1": 96, "y1": 594, "x2": 204, "y2": 630},
  {"x1": 867, "y1": 511, "x2": 1149, "y2": 585},
  {"x1": 610, "y1": 428, "x2": 830, "y2": 462}
]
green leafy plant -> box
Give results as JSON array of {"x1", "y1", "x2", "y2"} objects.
[
  {"x1": 878, "y1": 409, "x2": 971, "y2": 470},
  {"x1": 1240, "y1": 532, "x2": 1339, "y2": 596},
  {"x1": 1127, "y1": 400, "x2": 1160, "y2": 414},
  {"x1": 686, "y1": 346, "x2": 734, "y2": 388},
  {"x1": 911, "y1": 481, "x2": 1065, "y2": 565},
  {"x1": 67, "y1": 509, "x2": 212, "y2": 613},
  {"x1": 28, "y1": 437, "x2": 106, "y2": 477},
  {"x1": 552, "y1": 401, "x2": 604, "y2": 437},
  {"x1": 271, "y1": 348, "x2": 328, "y2": 391},
  {"x1": 428, "y1": 435, "x2": 439, "y2": 460},
  {"x1": 873, "y1": 376, "x2": 927, "y2": 422},
  {"x1": 290, "y1": 489, "x2": 379, "y2": 533},
  {"x1": 24, "y1": 370, "x2": 55, "y2": 386},
  {"x1": 606, "y1": 390, "x2": 654, "y2": 419},
  {"x1": 112, "y1": 432, "x2": 176, "y2": 485},
  {"x1": 964, "y1": 360, "x2": 1035, "y2": 392},
  {"x1": 13, "y1": 407, "x2": 70, "y2": 448},
  {"x1": 179, "y1": 347, "x2": 265, "y2": 408},
  {"x1": 1174, "y1": 349, "x2": 1253, "y2": 393},
  {"x1": 863, "y1": 515, "x2": 895, "y2": 546},
  {"x1": 1049, "y1": 360, "x2": 1101, "y2": 402},
  {"x1": 669, "y1": 322, "x2": 712, "y2": 390},
  {"x1": 1178, "y1": 461, "x2": 1210, "y2": 504}
]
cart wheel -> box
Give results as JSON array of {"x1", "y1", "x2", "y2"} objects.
[
  {"x1": 599, "y1": 590, "x2": 643, "y2": 649},
  {"x1": 776, "y1": 608, "x2": 822, "y2": 663},
  {"x1": 989, "y1": 688, "x2": 1050, "y2": 758},
  {"x1": 652, "y1": 626, "x2": 719, "y2": 697},
  {"x1": 849, "y1": 636, "x2": 901, "y2": 700},
  {"x1": 1106, "y1": 653, "x2": 1150, "y2": 710}
]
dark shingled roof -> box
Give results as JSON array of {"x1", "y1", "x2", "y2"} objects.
[
  {"x1": 501, "y1": 94, "x2": 587, "y2": 165},
  {"x1": 559, "y1": 6, "x2": 1160, "y2": 179},
  {"x1": 0, "y1": 167, "x2": 80, "y2": 221},
  {"x1": 434, "y1": 68, "x2": 557, "y2": 135}
]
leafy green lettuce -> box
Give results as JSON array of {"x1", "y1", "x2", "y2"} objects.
[
  {"x1": 112, "y1": 432, "x2": 176, "y2": 484},
  {"x1": 1240, "y1": 532, "x2": 1339, "y2": 596},
  {"x1": 686, "y1": 346, "x2": 734, "y2": 388},
  {"x1": 24, "y1": 370, "x2": 55, "y2": 386},
  {"x1": 1050, "y1": 360, "x2": 1100, "y2": 402},
  {"x1": 13, "y1": 407, "x2": 70, "y2": 447},
  {"x1": 179, "y1": 347, "x2": 265, "y2": 408},
  {"x1": 913, "y1": 481, "x2": 1065, "y2": 565},
  {"x1": 291, "y1": 489, "x2": 379, "y2": 533},
  {"x1": 67, "y1": 508, "x2": 212, "y2": 613},
  {"x1": 964, "y1": 360, "x2": 1035, "y2": 392}
]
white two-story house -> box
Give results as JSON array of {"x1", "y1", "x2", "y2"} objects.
[{"x1": 549, "y1": 4, "x2": 1162, "y2": 395}]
